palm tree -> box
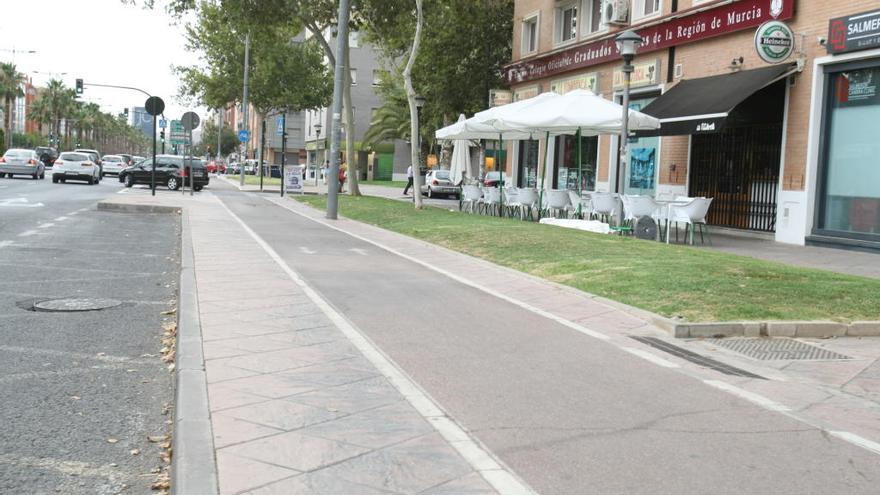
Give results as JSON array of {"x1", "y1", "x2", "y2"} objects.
[
  {"x1": 362, "y1": 78, "x2": 411, "y2": 148},
  {"x1": 0, "y1": 63, "x2": 25, "y2": 149},
  {"x1": 29, "y1": 95, "x2": 51, "y2": 136}
]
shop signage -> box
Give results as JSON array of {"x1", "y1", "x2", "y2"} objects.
[
  {"x1": 834, "y1": 67, "x2": 880, "y2": 108},
  {"x1": 513, "y1": 85, "x2": 540, "y2": 101},
  {"x1": 754, "y1": 20, "x2": 795, "y2": 63},
  {"x1": 489, "y1": 89, "x2": 512, "y2": 107},
  {"x1": 613, "y1": 60, "x2": 660, "y2": 89},
  {"x1": 504, "y1": 0, "x2": 794, "y2": 85},
  {"x1": 550, "y1": 73, "x2": 598, "y2": 94},
  {"x1": 827, "y1": 9, "x2": 880, "y2": 55}
]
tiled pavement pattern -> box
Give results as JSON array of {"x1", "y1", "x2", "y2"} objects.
[{"x1": 188, "y1": 201, "x2": 499, "y2": 495}]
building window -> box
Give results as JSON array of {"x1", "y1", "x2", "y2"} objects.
[
  {"x1": 634, "y1": 0, "x2": 661, "y2": 20},
  {"x1": 582, "y1": 0, "x2": 603, "y2": 35},
  {"x1": 521, "y1": 13, "x2": 539, "y2": 54},
  {"x1": 372, "y1": 69, "x2": 387, "y2": 86},
  {"x1": 553, "y1": 135, "x2": 598, "y2": 191},
  {"x1": 350, "y1": 69, "x2": 357, "y2": 85},
  {"x1": 555, "y1": 2, "x2": 578, "y2": 45}
]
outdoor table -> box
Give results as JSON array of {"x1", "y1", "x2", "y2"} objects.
[{"x1": 654, "y1": 199, "x2": 691, "y2": 243}]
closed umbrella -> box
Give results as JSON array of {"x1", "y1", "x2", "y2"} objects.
[{"x1": 447, "y1": 114, "x2": 473, "y2": 186}]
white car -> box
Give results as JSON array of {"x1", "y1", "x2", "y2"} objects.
[
  {"x1": 53, "y1": 151, "x2": 101, "y2": 185},
  {"x1": 0, "y1": 148, "x2": 45, "y2": 179},
  {"x1": 101, "y1": 155, "x2": 127, "y2": 176}
]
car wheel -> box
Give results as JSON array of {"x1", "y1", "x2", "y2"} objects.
[
  {"x1": 52, "y1": 176, "x2": 59, "y2": 184},
  {"x1": 60, "y1": 178, "x2": 66, "y2": 183},
  {"x1": 40, "y1": 172, "x2": 45, "y2": 179},
  {"x1": 427, "y1": 188, "x2": 433, "y2": 198},
  {"x1": 32, "y1": 173, "x2": 38, "y2": 180},
  {"x1": 167, "y1": 177, "x2": 179, "y2": 191},
  {"x1": 124, "y1": 175, "x2": 134, "y2": 188},
  {"x1": 193, "y1": 185, "x2": 203, "y2": 192},
  {"x1": 88, "y1": 176, "x2": 95, "y2": 185}
]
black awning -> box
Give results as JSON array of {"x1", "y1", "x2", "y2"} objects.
[{"x1": 636, "y1": 64, "x2": 797, "y2": 136}]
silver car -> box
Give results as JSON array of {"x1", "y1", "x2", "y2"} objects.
[
  {"x1": 101, "y1": 155, "x2": 127, "y2": 176},
  {"x1": 420, "y1": 169, "x2": 460, "y2": 198},
  {"x1": 0, "y1": 148, "x2": 45, "y2": 179}
]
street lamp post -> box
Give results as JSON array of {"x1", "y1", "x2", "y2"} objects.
[
  {"x1": 614, "y1": 30, "x2": 643, "y2": 200},
  {"x1": 314, "y1": 123, "x2": 322, "y2": 187}
]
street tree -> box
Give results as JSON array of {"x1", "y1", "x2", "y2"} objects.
[
  {"x1": 198, "y1": 120, "x2": 238, "y2": 157},
  {"x1": 0, "y1": 63, "x2": 25, "y2": 149}
]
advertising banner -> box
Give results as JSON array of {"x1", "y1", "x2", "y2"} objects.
[{"x1": 284, "y1": 165, "x2": 304, "y2": 194}]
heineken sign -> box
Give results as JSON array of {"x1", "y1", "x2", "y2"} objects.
[
  {"x1": 755, "y1": 21, "x2": 794, "y2": 63},
  {"x1": 828, "y1": 9, "x2": 880, "y2": 55}
]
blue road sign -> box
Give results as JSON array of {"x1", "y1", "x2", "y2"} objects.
[
  {"x1": 238, "y1": 129, "x2": 250, "y2": 143},
  {"x1": 159, "y1": 118, "x2": 167, "y2": 129},
  {"x1": 276, "y1": 115, "x2": 284, "y2": 136}
]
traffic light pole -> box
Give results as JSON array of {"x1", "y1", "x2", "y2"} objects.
[{"x1": 151, "y1": 112, "x2": 157, "y2": 196}]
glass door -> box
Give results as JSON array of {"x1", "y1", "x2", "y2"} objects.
[{"x1": 518, "y1": 140, "x2": 539, "y2": 187}]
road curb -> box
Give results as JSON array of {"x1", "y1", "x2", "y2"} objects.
[
  {"x1": 97, "y1": 201, "x2": 181, "y2": 214},
  {"x1": 172, "y1": 207, "x2": 219, "y2": 495}
]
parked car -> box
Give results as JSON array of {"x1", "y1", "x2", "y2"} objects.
[
  {"x1": 52, "y1": 151, "x2": 101, "y2": 184},
  {"x1": 119, "y1": 153, "x2": 133, "y2": 166},
  {"x1": 243, "y1": 159, "x2": 260, "y2": 175},
  {"x1": 227, "y1": 162, "x2": 241, "y2": 175},
  {"x1": 34, "y1": 146, "x2": 58, "y2": 168},
  {"x1": 132, "y1": 155, "x2": 146, "y2": 164},
  {"x1": 420, "y1": 169, "x2": 460, "y2": 198},
  {"x1": 206, "y1": 160, "x2": 226, "y2": 174},
  {"x1": 100, "y1": 155, "x2": 128, "y2": 176},
  {"x1": 119, "y1": 154, "x2": 209, "y2": 191},
  {"x1": 483, "y1": 171, "x2": 508, "y2": 187},
  {"x1": 0, "y1": 148, "x2": 45, "y2": 179}
]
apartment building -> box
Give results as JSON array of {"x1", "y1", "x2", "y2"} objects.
[{"x1": 505, "y1": 0, "x2": 880, "y2": 249}]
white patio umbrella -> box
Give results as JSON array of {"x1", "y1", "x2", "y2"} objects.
[{"x1": 447, "y1": 114, "x2": 474, "y2": 186}]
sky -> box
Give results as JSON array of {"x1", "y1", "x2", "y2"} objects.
[{"x1": 2, "y1": 0, "x2": 205, "y2": 124}]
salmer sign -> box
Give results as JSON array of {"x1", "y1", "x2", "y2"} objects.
[
  {"x1": 505, "y1": 0, "x2": 795, "y2": 85},
  {"x1": 827, "y1": 9, "x2": 880, "y2": 55}
]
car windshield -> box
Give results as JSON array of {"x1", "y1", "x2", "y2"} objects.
[
  {"x1": 434, "y1": 171, "x2": 450, "y2": 179},
  {"x1": 4, "y1": 150, "x2": 32, "y2": 158},
  {"x1": 486, "y1": 172, "x2": 505, "y2": 180},
  {"x1": 59, "y1": 153, "x2": 88, "y2": 161}
]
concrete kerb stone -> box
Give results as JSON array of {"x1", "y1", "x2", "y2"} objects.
[
  {"x1": 97, "y1": 201, "x2": 181, "y2": 214},
  {"x1": 172, "y1": 207, "x2": 219, "y2": 495}
]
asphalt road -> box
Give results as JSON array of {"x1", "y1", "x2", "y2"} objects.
[
  {"x1": 0, "y1": 172, "x2": 179, "y2": 494},
  {"x1": 215, "y1": 187, "x2": 880, "y2": 495}
]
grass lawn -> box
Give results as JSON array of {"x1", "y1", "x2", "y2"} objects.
[
  {"x1": 295, "y1": 195, "x2": 880, "y2": 323},
  {"x1": 359, "y1": 179, "x2": 408, "y2": 188},
  {"x1": 226, "y1": 174, "x2": 281, "y2": 186}
]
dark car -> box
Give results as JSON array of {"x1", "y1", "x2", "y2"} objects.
[
  {"x1": 34, "y1": 146, "x2": 58, "y2": 168},
  {"x1": 119, "y1": 154, "x2": 209, "y2": 191}
]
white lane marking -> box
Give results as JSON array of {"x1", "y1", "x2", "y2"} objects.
[
  {"x1": 703, "y1": 380, "x2": 790, "y2": 412},
  {"x1": 828, "y1": 431, "x2": 880, "y2": 455},
  {"x1": 621, "y1": 347, "x2": 680, "y2": 368},
  {"x1": 18, "y1": 230, "x2": 38, "y2": 237},
  {"x1": 77, "y1": 208, "x2": 88, "y2": 212},
  {"x1": 299, "y1": 246, "x2": 316, "y2": 255},
  {"x1": 67, "y1": 211, "x2": 78, "y2": 216},
  {"x1": 54, "y1": 216, "x2": 69, "y2": 222},
  {"x1": 116, "y1": 188, "x2": 129, "y2": 194},
  {"x1": 217, "y1": 199, "x2": 538, "y2": 495},
  {"x1": 349, "y1": 247, "x2": 368, "y2": 256},
  {"x1": 0, "y1": 198, "x2": 44, "y2": 208},
  {"x1": 37, "y1": 223, "x2": 55, "y2": 229},
  {"x1": 265, "y1": 196, "x2": 610, "y2": 342},
  {"x1": 0, "y1": 241, "x2": 13, "y2": 248}
]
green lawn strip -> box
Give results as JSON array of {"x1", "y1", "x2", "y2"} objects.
[
  {"x1": 359, "y1": 179, "x2": 408, "y2": 188},
  {"x1": 227, "y1": 174, "x2": 281, "y2": 186},
  {"x1": 294, "y1": 195, "x2": 880, "y2": 323}
]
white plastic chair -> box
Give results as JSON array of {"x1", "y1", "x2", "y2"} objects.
[
  {"x1": 544, "y1": 189, "x2": 571, "y2": 218},
  {"x1": 590, "y1": 192, "x2": 618, "y2": 224},
  {"x1": 623, "y1": 195, "x2": 661, "y2": 223},
  {"x1": 516, "y1": 188, "x2": 539, "y2": 220},
  {"x1": 504, "y1": 187, "x2": 520, "y2": 217},
  {"x1": 461, "y1": 185, "x2": 482, "y2": 214},
  {"x1": 670, "y1": 197, "x2": 714, "y2": 245},
  {"x1": 482, "y1": 187, "x2": 502, "y2": 216},
  {"x1": 566, "y1": 190, "x2": 589, "y2": 219}
]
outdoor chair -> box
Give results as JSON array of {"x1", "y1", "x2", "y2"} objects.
[
  {"x1": 461, "y1": 185, "x2": 482, "y2": 214},
  {"x1": 504, "y1": 187, "x2": 520, "y2": 217},
  {"x1": 482, "y1": 187, "x2": 502, "y2": 216},
  {"x1": 544, "y1": 189, "x2": 571, "y2": 219},
  {"x1": 623, "y1": 195, "x2": 662, "y2": 240},
  {"x1": 669, "y1": 197, "x2": 714, "y2": 245},
  {"x1": 590, "y1": 192, "x2": 618, "y2": 224},
  {"x1": 516, "y1": 187, "x2": 539, "y2": 220},
  {"x1": 566, "y1": 190, "x2": 589, "y2": 219}
]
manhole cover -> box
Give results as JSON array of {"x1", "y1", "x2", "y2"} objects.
[
  {"x1": 707, "y1": 338, "x2": 851, "y2": 361},
  {"x1": 34, "y1": 298, "x2": 122, "y2": 312}
]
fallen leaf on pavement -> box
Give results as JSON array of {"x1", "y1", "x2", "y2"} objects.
[
  {"x1": 130, "y1": 449, "x2": 140, "y2": 456},
  {"x1": 107, "y1": 438, "x2": 119, "y2": 444},
  {"x1": 71, "y1": 396, "x2": 81, "y2": 401},
  {"x1": 160, "y1": 309, "x2": 177, "y2": 315},
  {"x1": 148, "y1": 436, "x2": 169, "y2": 443}
]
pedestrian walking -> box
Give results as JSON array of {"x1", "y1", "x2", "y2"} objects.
[
  {"x1": 338, "y1": 165, "x2": 347, "y2": 193},
  {"x1": 403, "y1": 165, "x2": 413, "y2": 195},
  {"x1": 322, "y1": 161, "x2": 329, "y2": 185}
]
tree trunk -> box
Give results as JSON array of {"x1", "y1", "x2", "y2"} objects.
[
  {"x1": 343, "y1": 46, "x2": 360, "y2": 196},
  {"x1": 404, "y1": 0, "x2": 424, "y2": 209}
]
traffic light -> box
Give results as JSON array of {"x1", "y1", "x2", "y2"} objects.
[
  {"x1": 160, "y1": 130, "x2": 165, "y2": 143},
  {"x1": 75, "y1": 79, "x2": 83, "y2": 95},
  {"x1": 124, "y1": 108, "x2": 129, "y2": 117}
]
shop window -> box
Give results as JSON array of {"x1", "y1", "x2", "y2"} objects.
[
  {"x1": 553, "y1": 135, "x2": 597, "y2": 191},
  {"x1": 518, "y1": 140, "x2": 539, "y2": 187},
  {"x1": 634, "y1": 0, "x2": 661, "y2": 21},
  {"x1": 819, "y1": 66, "x2": 880, "y2": 237},
  {"x1": 582, "y1": 0, "x2": 604, "y2": 35},
  {"x1": 522, "y1": 13, "x2": 539, "y2": 54},
  {"x1": 554, "y1": 2, "x2": 578, "y2": 46}
]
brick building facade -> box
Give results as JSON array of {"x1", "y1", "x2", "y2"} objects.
[{"x1": 504, "y1": 0, "x2": 880, "y2": 249}]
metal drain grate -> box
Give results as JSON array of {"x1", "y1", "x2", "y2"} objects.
[
  {"x1": 630, "y1": 336, "x2": 765, "y2": 379},
  {"x1": 706, "y1": 338, "x2": 851, "y2": 361}
]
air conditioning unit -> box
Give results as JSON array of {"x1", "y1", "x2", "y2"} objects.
[{"x1": 602, "y1": 0, "x2": 630, "y2": 26}]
